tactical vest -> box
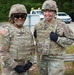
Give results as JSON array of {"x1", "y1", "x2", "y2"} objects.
[
  {"x1": 6, "y1": 24, "x2": 34, "y2": 61},
  {"x1": 36, "y1": 20, "x2": 65, "y2": 56}
]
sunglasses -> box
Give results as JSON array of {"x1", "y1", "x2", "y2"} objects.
[{"x1": 12, "y1": 13, "x2": 27, "y2": 19}]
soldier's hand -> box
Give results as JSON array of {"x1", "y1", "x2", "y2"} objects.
[
  {"x1": 14, "y1": 65, "x2": 25, "y2": 73},
  {"x1": 50, "y1": 32, "x2": 58, "y2": 42},
  {"x1": 29, "y1": 63, "x2": 39, "y2": 73},
  {"x1": 23, "y1": 60, "x2": 32, "y2": 71},
  {"x1": 14, "y1": 61, "x2": 32, "y2": 73}
]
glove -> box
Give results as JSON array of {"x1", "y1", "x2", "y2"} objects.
[
  {"x1": 14, "y1": 61, "x2": 32, "y2": 73},
  {"x1": 23, "y1": 60, "x2": 32, "y2": 71},
  {"x1": 50, "y1": 32, "x2": 58, "y2": 42},
  {"x1": 14, "y1": 65, "x2": 25, "y2": 73}
]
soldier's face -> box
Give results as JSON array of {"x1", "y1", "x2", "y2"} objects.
[
  {"x1": 43, "y1": 10, "x2": 55, "y2": 21},
  {"x1": 13, "y1": 13, "x2": 26, "y2": 27}
]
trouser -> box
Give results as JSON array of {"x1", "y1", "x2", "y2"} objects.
[
  {"x1": 0, "y1": 60, "x2": 29, "y2": 75},
  {"x1": 38, "y1": 56, "x2": 65, "y2": 75}
]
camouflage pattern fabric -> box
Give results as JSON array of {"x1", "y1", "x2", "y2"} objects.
[
  {"x1": 38, "y1": 56, "x2": 65, "y2": 75},
  {"x1": 0, "y1": 23, "x2": 35, "y2": 75},
  {"x1": 34, "y1": 19, "x2": 74, "y2": 75},
  {"x1": 9, "y1": 4, "x2": 27, "y2": 17},
  {"x1": 42, "y1": 0, "x2": 58, "y2": 12}
]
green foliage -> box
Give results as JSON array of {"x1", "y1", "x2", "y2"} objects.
[
  {"x1": 0, "y1": 0, "x2": 73, "y2": 21},
  {"x1": 65, "y1": 67, "x2": 74, "y2": 75},
  {"x1": 62, "y1": 2, "x2": 72, "y2": 14},
  {"x1": 56, "y1": 0, "x2": 73, "y2": 14},
  {"x1": 66, "y1": 45, "x2": 74, "y2": 54},
  {"x1": 65, "y1": 62, "x2": 74, "y2": 75}
]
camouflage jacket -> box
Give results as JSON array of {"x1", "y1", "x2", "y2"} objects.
[
  {"x1": 0, "y1": 23, "x2": 35, "y2": 69},
  {"x1": 34, "y1": 19, "x2": 74, "y2": 58}
]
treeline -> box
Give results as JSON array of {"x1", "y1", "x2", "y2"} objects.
[{"x1": 0, "y1": 0, "x2": 74, "y2": 21}]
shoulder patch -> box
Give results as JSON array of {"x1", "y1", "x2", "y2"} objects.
[{"x1": 0, "y1": 29, "x2": 6, "y2": 35}]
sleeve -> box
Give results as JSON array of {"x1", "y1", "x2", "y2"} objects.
[
  {"x1": 0, "y1": 27, "x2": 18, "y2": 69},
  {"x1": 56, "y1": 23, "x2": 74, "y2": 47},
  {"x1": 57, "y1": 37, "x2": 74, "y2": 47}
]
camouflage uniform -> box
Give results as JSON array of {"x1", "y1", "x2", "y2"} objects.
[
  {"x1": 34, "y1": 0, "x2": 74, "y2": 75},
  {"x1": 0, "y1": 4, "x2": 35, "y2": 75}
]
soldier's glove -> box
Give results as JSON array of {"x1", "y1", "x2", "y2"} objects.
[
  {"x1": 23, "y1": 60, "x2": 32, "y2": 71},
  {"x1": 14, "y1": 65, "x2": 25, "y2": 73},
  {"x1": 50, "y1": 32, "x2": 58, "y2": 42},
  {"x1": 14, "y1": 61, "x2": 32, "y2": 73}
]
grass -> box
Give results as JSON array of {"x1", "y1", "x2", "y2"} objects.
[
  {"x1": 65, "y1": 62, "x2": 74, "y2": 75},
  {"x1": 65, "y1": 45, "x2": 74, "y2": 75},
  {"x1": 66, "y1": 45, "x2": 74, "y2": 54}
]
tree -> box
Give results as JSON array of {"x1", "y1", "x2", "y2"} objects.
[{"x1": 0, "y1": 0, "x2": 73, "y2": 21}]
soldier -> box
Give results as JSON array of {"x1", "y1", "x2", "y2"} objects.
[
  {"x1": 0, "y1": 4, "x2": 35, "y2": 75},
  {"x1": 34, "y1": 0, "x2": 74, "y2": 75}
]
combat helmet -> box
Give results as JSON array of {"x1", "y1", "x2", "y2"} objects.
[
  {"x1": 9, "y1": 4, "x2": 27, "y2": 17},
  {"x1": 42, "y1": 0, "x2": 58, "y2": 12}
]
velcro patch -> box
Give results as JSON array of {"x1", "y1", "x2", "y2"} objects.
[{"x1": 0, "y1": 29, "x2": 6, "y2": 35}]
